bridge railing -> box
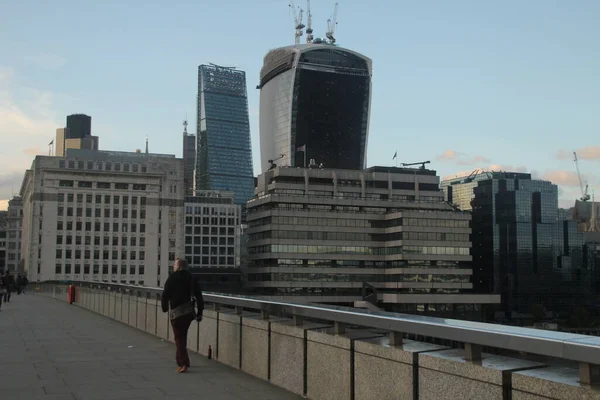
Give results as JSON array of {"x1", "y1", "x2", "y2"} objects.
[{"x1": 36, "y1": 281, "x2": 600, "y2": 400}]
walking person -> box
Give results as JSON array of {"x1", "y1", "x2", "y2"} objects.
[
  {"x1": 21, "y1": 275, "x2": 29, "y2": 294},
  {"x1": 0, "y1": 272, "x2": 6, "y2": 311},
  {"x1": 161, "y1": 258, "x2": 204, "y2": 373},
  {"x1": 3, "y1": 271, "x2": 15, "y2": 303}
]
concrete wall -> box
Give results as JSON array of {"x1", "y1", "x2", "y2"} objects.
[{"x1": 38, "y1": 285, "x2": 600, "y2": 400}]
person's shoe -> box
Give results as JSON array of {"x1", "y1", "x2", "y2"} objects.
[
  {"x1": 178, "y1": 366, "x2": 188, "y2": 373},
  {"x1": 176, "y1": 366, "x2": 183, "y2": 373}
]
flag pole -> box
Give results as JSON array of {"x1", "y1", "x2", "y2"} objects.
[{"x1": 304, "y1": 145, "x2": 307, "y2": 168}]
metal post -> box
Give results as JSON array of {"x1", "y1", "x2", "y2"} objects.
[
  {"x1": 389, "y1": 331, "x2": 403, "y2": 346},
  {"x1": 579, "y1": 362, "x2": 600, "y2": 385},
  {"x1": 465, "y1": 343, "x2": 482, "y2": 362},
  {"x1": 334, "y1": 322, "x2": 346, "y2": 335},
  {"x1": 261, "y1": 310, "x2": 270, "y2": 320}
]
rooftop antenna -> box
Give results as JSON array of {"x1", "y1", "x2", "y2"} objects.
[
  {"x1": 306, "y1": 0, "x2": 313, "y2": 43},
  {"x1": 326, "y1": 2, "x2": 339, "y2": 44},
  {"x1": 145, "y1": 137, "x2": 149, "y2": 154},
  {"x1": 289, "y1": 0, "x2": 305, "y2": 45},
  {"x1": 183, "y1": 119, "x2": 188, "y2": 135}
]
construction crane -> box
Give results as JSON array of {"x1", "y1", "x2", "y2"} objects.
[
  {"x1": 289, "y1": 1, "x2": 305, "y2": 45},
  {"x1": 573, "y1": 151, "x2": 591, "y2": 202},
  {"x1": 305, "y1": 0, "x2": 313, "y2": 43},
  {"x1": 401, "y1": 161, "x2": 431, "y2": 169},
  {"x1": 325, "y1": 2, "x2": 338, "y2": 44}
]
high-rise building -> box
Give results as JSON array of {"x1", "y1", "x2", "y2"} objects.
[
  {"x1": 195, "y1": 64, "x2": 254, "y2": 205},
  {"x1": 258, "y1": 42, "x2": 372, "y2": 173},
  {"x1": 66, "y1": 114, "x2": 92, "y2": 138},
  {"x1": 442, "y1": 171, "x2": 594, "y2": 317},
  {"x1": 246, "y1": 166, "x2": 500, "y2": 320},
  {"x1": 20, "y1": 149, "x2": 184, "y2": 286},
  {"x1": 0, "y1": 211, "x2": 6, "y2": 272},
  {"x1": 55, "y1": 114, "x2": 99, "y2": 157},
  {"x1": 184, "y1": 191, "x2": 241, "y2": 269},
  {"x1": 182, "y1": 120, "x2": 196, "y2": 195}
]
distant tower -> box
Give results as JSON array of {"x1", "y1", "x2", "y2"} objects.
[
  {"x1": 195, "y1": 64, "x2": 254, "y2": 205},
  {"x1": 145, "y1": 137, "x2": 149, "y2": 154},
  {"x1": 182, "y1": 119, "x2": 197, "y2": 195}
]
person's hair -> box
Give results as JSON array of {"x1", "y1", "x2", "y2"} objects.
[{"x1": 176, "y1": 258, "x2": 188, "y2": 270}]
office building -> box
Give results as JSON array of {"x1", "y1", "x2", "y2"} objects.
[
  {"x1": 0, "y1": 211, "x2": 6, "y2": 272},
  {"x1": 258, "y1": 43, "x2": 372, "y2": 173},
  {"x1": 4, "y1": 196, "x2": 23, "y2": 274},
  {"x1": 184, "y1": 191, "x2": 242, "y2": 269},
  {"x1": 195, "y1": 64, "x2": 254, "y2": 205},
  {"x1": 182, "y1": 120, "x2": 196, "y2": 195},
  {"x1": 245, "y1": 166, "x2": 500, "y2": 320},
  {"x1": 55, "y1": 114, "x2": 99, "y2": 157},
  {"x1": 443, "y1": 171, "x2": 594, "y2": 317},
  {"x1": 19, "y1": 149, "x2": 184, "y2": 286}
]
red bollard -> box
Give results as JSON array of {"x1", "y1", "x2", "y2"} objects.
[
  {"x1": 67, "y1": 285, "x2": 75, "y2": 304},
  {"x1": 208, "y1": 345, "x2": 212, "y2": 360}
]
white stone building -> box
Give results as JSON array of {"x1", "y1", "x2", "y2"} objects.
[{"x1": 20, "y1": 149, "x2": 184, "y2": 286}]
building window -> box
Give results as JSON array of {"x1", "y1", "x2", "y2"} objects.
[
  {"x1": 76, "y1": 208, "x2": 83, "y2": 217},
  {"x1": 65, "y1": 264, "x2": 72, "y2": 274},
  {"x1": 68, "y1": 161, "x2": 75, "y2": 168},
  {"x1": 74, "y1": 265, "x2": 81, "y2": 274},
  {"x1": 66, "y1": 236, "x2": 72, "y2": 245},
  {"x1": 59, "y1": 160, "x2": 65, "y2": 168},
  {"x1": 116, "y1": 183, "x2": 128, "y2": 190},
  {"x1": 133, "y1": 184, "x2": 146, "y2": 191},
  {"x1": 124, "y1": 164, "x2": 130, "y2": 172},
  {"x1": 56, "y1": 249, "x2": 62, "y2": 259},
  {"x1": 58, "y1": 207, "x2": 64, "y2": 216},
  {"x1": 59, "y1": 180, "x2": 74, "y2": 187},
  {"x1": 77, "y1": 194, "x2": 84, "y2": 203},
  {"x1": 55, "y1": 264, "x2": 62, "y2": 273},
  {"x1": 67, "y1": 193, "x2": 74, "y2": 202},
  {"x1": 78, "y1": 181, "x2": 92, "y2": 188},
  {"x1": 97, "y1": 182, "x2": 110, "y2": 189}
]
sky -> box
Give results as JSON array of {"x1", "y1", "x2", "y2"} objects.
[{"x1": 1, "y1": 0, "x2": 599, "y2": 210}]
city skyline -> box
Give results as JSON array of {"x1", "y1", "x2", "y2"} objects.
[{"x1": 1, "y1": 0, "x2": 600, "y2": 210}]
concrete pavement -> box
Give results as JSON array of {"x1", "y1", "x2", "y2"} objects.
[{"x1": 0, "y1": 294, "x2": 302, "y2": 400}]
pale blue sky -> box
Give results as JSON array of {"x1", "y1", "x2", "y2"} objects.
[{"x1": 1, "y1": 0, "x2": 599, "y2": 208}]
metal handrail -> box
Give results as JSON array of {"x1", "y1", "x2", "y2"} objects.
[{"x1": 61, "y1": 281, "x2": 600, "y2": 366}]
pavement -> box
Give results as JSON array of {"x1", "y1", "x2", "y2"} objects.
[{"x1": 0, "y1": 293, "x2": 302, "y2": 400}]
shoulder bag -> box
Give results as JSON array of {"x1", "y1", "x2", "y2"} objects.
[{"x1": 169, "y1": 275, "x2": 197, "y2": 320}]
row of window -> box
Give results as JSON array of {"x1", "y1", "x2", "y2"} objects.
[
  {"x1": 249, "y1": 216, "x2": 469, "y2": 229},
  {"x1": 249, "y1": 230, "x2": 470, "y2": 242},
  {"x1": 59, "y1": 159, "x2": 148, "y2": 173},
  {"x1": 55, "y1": 264, "x2": 145, "y2": 275},
  {"x1": 185, "y1": 236, "x2": 235, "y2": 245},
  {"x1": 185, "y1": 226, "x2": 235, "y2": 236},
  {"x1": 247, "y1": 273, "x2": 470, "y2": 283},
  {"x1": 57, "y1": 221, "x2": 146, "y2": 233},
  {"x1": 184, "y1": 246, "x2": 235, "y2": 255},
  {"x1": 56, "y1": 249, "x2": 146, "y2": 260},
  {"x1": 186, "y1": 256, "x2": 236, "y2": 266},
  {"x1": 185, "y1": 216, "x2": 238, "y2": 226},
  {"x1": 58, "y1": 207, "x2": 147, "y2": 219},
  {"x1": 185, "y1": 206, "x2": 238, "y2": 215},
  {"x1": 59, "y1": 180, "x2": 148, "y2": 191},
  {"x1": 57, "y1": 193, "x2": 147, "y2": 205},
  {"x1": 57, "y1": 235, "x2": 146, "y2": 246},
  {"x1": 248, "y1": 244, "x2": 471, "y2": 256},
  {"x1": 373, "y1": 218, "x2": 469, "y2": 229},
  {"x1": 263, "y1": 259, "x2": 466, "y2": 268}
]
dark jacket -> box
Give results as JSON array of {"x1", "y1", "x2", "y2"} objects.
[{"x1": 161, "y1": 270, "x2": 204, "y2": 315}]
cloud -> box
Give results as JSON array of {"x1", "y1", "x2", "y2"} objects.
[
  {"x1": 436, "y1": 149, "x2": 490, "y2": 166},
  {"x1": 23, "y1": 53, "x2": 66, "y2": 70},
  {"x1": 542, "y1": 170, "x2": 581, "y2": 187},
  {"x1": 23, "y1": 147, "x2": 44, "y2": 156},
  {"x1": 0, "y1": 67, "x2": 61, "y2": 203},
  {"x1": 557, "y1": 146, "x2": 600, "y2": 161}
]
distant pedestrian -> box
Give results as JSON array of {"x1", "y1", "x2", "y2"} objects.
[
  {"x1": 3, "y1": 271, "x2": 15, "y2": 303},
  {"x1": 161, "y1": 258, "x2": 204, "y2": 373},
  {"x1": 21, "y1": 275, "x2": 29, "y2": 294},
  {"x1": 0, "y1": 272, "x2": 6, "y2": 311}
]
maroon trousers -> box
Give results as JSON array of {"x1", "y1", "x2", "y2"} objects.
[{"x1": 171, "y1": 313, "x2": 195, "y2": 367}]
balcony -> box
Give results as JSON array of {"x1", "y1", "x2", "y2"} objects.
[{"x1": 25, "y1": 282, "x2": 600, "y2": 399}]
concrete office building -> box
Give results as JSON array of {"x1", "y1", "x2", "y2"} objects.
[
  {"x1": 55, "y1": 114, "x2": 99, "y2": 157},
  {"x1": 258, "y1": 43, "x2": 372, "y2": 173},
  {"x1": 184, "y1": 191, "x2": 242, "y2": 269},
  {"x1": 246, "y1": 166, "x2": 499, "y2": 319},
  {"x1": 195, "y1": 64, "x2": 254, "y2": 205},
  {"x1": 20, "y1": 149, "x2": 184, "y2": 286}
]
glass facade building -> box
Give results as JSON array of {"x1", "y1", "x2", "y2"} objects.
[
  {"x1": 443, "y1": 172, "x2": 593, "y2": 317},
  {"x1": 195, "y1": 64, "x2": 254, "y2": 205},
  {"x1": 258, "y1": 44, "x2": 372, "y2": 172}
]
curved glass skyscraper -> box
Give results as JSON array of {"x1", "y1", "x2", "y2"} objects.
[
  {"x1": 258, "y1": 43, "x2": 372, "y2": 172},
  {"x1": 195, "y1": 64, "x2": 254, "y2": 205}
]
